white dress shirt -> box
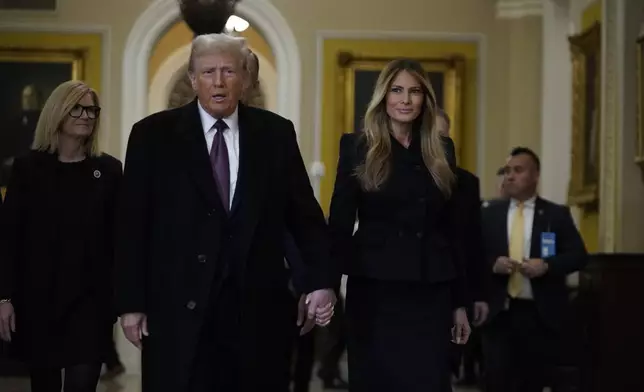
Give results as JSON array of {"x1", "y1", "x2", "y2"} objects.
[
  {"x1": 198, "y1": 101, "x2": 240, "y2": 209},
  {"x1": 507, "y1": 196, "x2": 537, "y2": 299}
]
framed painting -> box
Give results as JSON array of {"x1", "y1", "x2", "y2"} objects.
[
  {"x1": 0, "y1": 0, "x2": 56, "y2": 11},
  {"x1": 0, "y1": 48, "x2": 84, "y2": 189},
  {"x1": 336, "y1": 51, "x2": 465, "y2": 162},
  {"x1": 636, "y1": 31, "x2": 644, "y2": 168},
  {"x1": 568, "y1": 22, "x2": 601, "y2": 208}
]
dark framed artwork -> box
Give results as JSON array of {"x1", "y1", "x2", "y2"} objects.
[
  {"x1": 0, "y1": 48, "x2": 83, "y2": 187},
  {"x1": 0, "y1": 0, "x2": 57, "y2": 11},
  {"x1": 336, "y1": 51, "x2": 465, "y2": 161},
  {"x1": 568, "y1": 22, "x2": 600, "y2": 208}
]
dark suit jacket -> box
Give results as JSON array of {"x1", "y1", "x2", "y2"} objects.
[
  {"x1": 328, "y1": 132, "x2": 467, "y2": 308},
  {"x1": 0, "y1": 151, "x2": 122, "y2": 359},
  {"x1": 453, "y1": 168, "x2": 485, "y2": 303},
  {"x1": 114, "y1": 100, "x2": 333, "y2": 391},
  {"x1": 481, "y1": 197, "x2": 588, "y2": 330}
]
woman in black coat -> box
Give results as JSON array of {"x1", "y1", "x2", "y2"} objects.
[
  {"x1": 328, "y1": 59, "x2": 471, "y2": 392},
  {"x1": 0, "y1": 80, "x2": 122, "y2": 392}
]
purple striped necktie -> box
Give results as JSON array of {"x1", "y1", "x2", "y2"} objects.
[{"x1": 210, "y1": 119, "x2": 230, "y2": 212}]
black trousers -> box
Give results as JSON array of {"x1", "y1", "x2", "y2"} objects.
[
  {"x1": 482, "y1": 299, "x2": 558, "y2": 392},
  {"x1": 292, "y1": 329, "x2": 315, "y2": 392},
  {"x1": 29, "y1": 363, "x2": 102, "y2": 392}
]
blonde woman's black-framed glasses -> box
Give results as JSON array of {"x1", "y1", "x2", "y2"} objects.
[{"x1": 69, "y1": 104, "x2": 101, "y2": 119}]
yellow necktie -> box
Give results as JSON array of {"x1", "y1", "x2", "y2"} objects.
[{"x1": 507, "y1": 202, "x2": 525, "y2": 298}]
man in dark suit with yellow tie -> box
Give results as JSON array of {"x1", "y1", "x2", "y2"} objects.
[{"x1": 480, "y1": 147, "x2": 588, "y2": 392}]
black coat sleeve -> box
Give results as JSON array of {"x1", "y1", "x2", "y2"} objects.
[
  {"x1": 328, "y1": 134, "x2": 360, "y2": 279},
  {"x1": 283, "y1": 121, "x2": 337, "y2": 293},
  {"x1": 0, "y1": 157, "x2": 28, "y2": 300},
  {"x1": 543, "y1": 206, "x2": 588, "y2": 276},
  {"x1": 114, "y1": 123, "x2": 151, "y2": 315}
]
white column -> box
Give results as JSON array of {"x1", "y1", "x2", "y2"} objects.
[{"x1": 540, "y1": 0, "x2": 573, "y2": 205}]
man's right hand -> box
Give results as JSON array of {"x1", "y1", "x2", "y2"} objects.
[
  {"x1": 120, "y1": 312, "x2": 148, "y2": 349},
  {"x1": 0, "y1": 301, "x2": 15, "y2": 342},
  {"x1": 492, "y1": 256, "x2": 519, "y2": 275}
]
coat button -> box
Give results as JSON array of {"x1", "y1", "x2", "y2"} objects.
[
  {"x1": 416, "y1": 232, "x2": 423, "y2": 238},
  {"x1": 197, "y1": 254, "x2": 207, "y2": 263},
  {"x1": 186, "y1": 301, "x2": 196, "y2": 310},
  {"x1": 207, "y1": 208, "x2": 216, "y2": 217},
  {"x1": 398, "y1": 230, "x2": 404, "y2": 237},
  {"x1": 418, "y1": 197, "x2": 426, "y2": 203}
]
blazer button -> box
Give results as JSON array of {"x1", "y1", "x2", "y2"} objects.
[
  {"x1": 416, "y1": 232, "x2": 423, "y2": 238},
  {"x1": 418, "y1": 197, "x2": 426, "y2": 203},
  {"x1": 197, "y1": 254, "x2": 207, "y2": 263},
  {"x1": 207, "y1": 208, "x2": 216, "y2": 217},
  {"x1": 398, "y1": 230, "x2": 404, "y2": 237},
  {"x1": 186, "y1": 301, "x2": 197, "y2": 310}
]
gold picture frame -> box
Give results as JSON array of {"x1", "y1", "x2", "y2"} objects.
[
  {"x1": 636, "y1": 31, "x2": 644, "y2": 167},
  {"x1": 336, "y1": 51, "x2": 465, "y2": 162},
  {"x1": 0, "y1": 47, "x2": 84, "y2": 79},
  {"x1": 568, "y1": 22, "x2": 601, "y2": 208}
]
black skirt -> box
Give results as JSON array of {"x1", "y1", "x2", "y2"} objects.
[{"x1": 345, "y1": 276, "x2": 454, "y2": 392}]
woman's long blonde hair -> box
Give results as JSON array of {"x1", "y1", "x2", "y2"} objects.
[
  {"x1": 355, "y1": 59, "x2": 455, "y2": 197},
  {"x1": 32, "y1": 80, "x2": 101, "y2": 157}
]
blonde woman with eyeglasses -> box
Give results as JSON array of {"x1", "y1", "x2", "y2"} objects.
[{"x1": 0, "y1": 80, "x2": 122, "y2": 392}]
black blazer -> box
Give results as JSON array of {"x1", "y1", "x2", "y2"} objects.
[
  {"x1": 453, "y1": 168, "x2": 485, "y2": 303},
  {"x1": 114, "y1": 100, "x2": 333, "y2": 391},
  {"x1": 328, "y1": 132, "x2": 467, "y2": 308},
  {"x1": 0, "y1": 150, "x2": 122, "y2": 324},
  {"x1": 481, "y1": 197, "x2": 588, "y2": 330}
]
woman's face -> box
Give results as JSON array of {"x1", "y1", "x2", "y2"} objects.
[
  {"x1": 385, "y1": 70, "x2": 424, "y2": 126},
  {"x1": 60, "y1": 92, "x2": 99, "y2": 139}
]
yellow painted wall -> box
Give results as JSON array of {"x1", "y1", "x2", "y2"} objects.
[
  {"x1": 577, "y1": 0, "x2": 601, "y2": 253},
  {"x1": 319, "y1": 39, "x2": 478, "y2": 214},
  {"x1": 147, "y1": 21, "x2": 274, "y2": 86}
]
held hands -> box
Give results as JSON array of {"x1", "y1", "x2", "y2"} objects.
[
  {"x1": 493, "y1": 256, "x2": 548, "y2": 278},
  {"x1": 297, "y1": 289, "x2": 336, "y2": 335},
  {"x1": 0, "y1": 301, "x2": 16, "y2": 342},
  {"x1": 451, "y1": 307, "x2": 471, "y2": 345},
  {"x1": 120, "y1": 312, "x2": 148, "y2": 349}
]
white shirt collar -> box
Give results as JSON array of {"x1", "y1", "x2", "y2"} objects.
[
  {"x1": 197, "y1": 100, "x2": 239, "y2": 134},
  {"x1": 510, "y1": 195, "x2": 537, "y2": 208}
]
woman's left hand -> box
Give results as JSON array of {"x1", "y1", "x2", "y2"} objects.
[{"x1": 451, "y1": 307, "x2": 471, "y2": 345}]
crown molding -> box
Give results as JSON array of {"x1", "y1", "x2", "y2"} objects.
[{"x1": 497, "y1": 0, "x2": 543, "y2": 19}]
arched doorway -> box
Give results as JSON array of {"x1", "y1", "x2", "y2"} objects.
[{"x1": 121, "y1": 0, "x2": 302, "y2": 158}]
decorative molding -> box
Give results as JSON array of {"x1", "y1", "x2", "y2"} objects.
[
  {"x1": 121, "y1": 0, "x2": 302, "y2": 159},
  {"x1": 496, "y1": 0, "x2": 543, "y2": 19},
  {"x1": 313, "y1": 30, "x2": 487, "y2": 182},
  {"x1": 0, "y1": 23, "x2": 112, "y2": 153},
  {"x1": 598, "y1": 0, "x2": 620, "y2": 252}
]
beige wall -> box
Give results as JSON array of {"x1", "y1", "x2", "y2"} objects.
[{"x1": 1, "y1": 0, "x2": 543, "y2": 200}]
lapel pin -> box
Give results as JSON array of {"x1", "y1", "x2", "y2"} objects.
[{"x1": 93, "y1": 170, "x2": 101, "y2": 179}]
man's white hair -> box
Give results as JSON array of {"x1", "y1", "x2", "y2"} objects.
[{"x1": 188, "y1": 33, "x2": 250, "y2": 74}]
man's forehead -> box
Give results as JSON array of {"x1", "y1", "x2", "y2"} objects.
[{"x1": 196, "y1": 53, "x2": 239, "y2": 66}]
